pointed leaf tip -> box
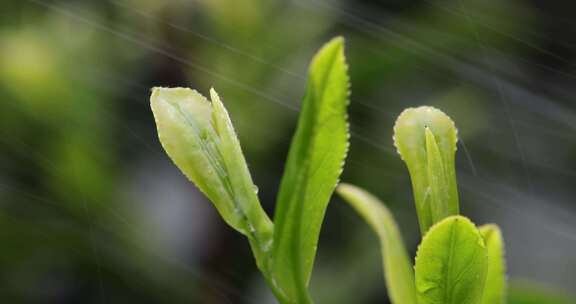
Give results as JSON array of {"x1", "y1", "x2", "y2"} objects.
[
  {"x1": 271, "y1": 36, "x2": 350, "y2": 302},
  {"x1": 322, "y1": 36, "x2": 345, "y2": 51}
]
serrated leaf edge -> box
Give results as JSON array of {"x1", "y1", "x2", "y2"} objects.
[{"x1": 392, "y1": 106, "x2": 459, "y2": 160}]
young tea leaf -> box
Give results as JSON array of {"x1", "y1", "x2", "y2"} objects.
[
  {"x1": 271, "y1": 36, "x2": 350, "y2": 303},
  {"x1": 415, "y1": 215, "x2": 488, "y2": 304},
  {"x1": 394, "y1": 106, "x2": 459, "y2": 234},
  {"x1": 479, "y1": 224, "x2": 506, "y2": 304},
  {"x1": 150, "y1": 87, "x2": 274, "y2": 270},
  {"x1": 337, "y1": 183, "x2": 417, "y2": 304}
]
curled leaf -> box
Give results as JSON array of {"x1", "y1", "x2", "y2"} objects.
[
  {"x1": 150, "y1": 87, "x2": 273, "y2": 268},
  {"x1": 394, "y1": 106, "x2": 459, "y2": 234}
]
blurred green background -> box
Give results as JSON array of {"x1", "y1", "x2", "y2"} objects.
[{"x1": 1, "y1": 0, "x2": 576, "y2": 303}]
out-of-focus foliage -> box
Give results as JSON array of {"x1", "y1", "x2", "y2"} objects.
[
  {"x1": 337, "y1": 184, "x2": 417, "y2": 304},
  {"x1": 1, "y1": 0, "x2": 576, "y2": 302},
  {"x1": 508, "y1": 282, "x2": 576, "y2": 304},
  {"x1": 480, "y1": 224, "x2": 506, "y2": 304}
]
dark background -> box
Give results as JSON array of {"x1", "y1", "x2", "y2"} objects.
[{"x1": 1, "y1": 0, "x2": 575, "y2": 303}]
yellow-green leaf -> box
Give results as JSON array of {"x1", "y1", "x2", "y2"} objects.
[
  {"x1": 336, "y1": 183, "x2": 417, "y2": 304},
  {"x1": 394, "y1": 106, "x2": 459, "y2": 234},
  {"x1": 479, "y1": 224, "x2": 507, "y2": 304},
  {"x1": 415, "y1": 215, "x2": 488, "y2": 304},
  {"x1": 150, "y1": 87, "x2": 273, "y2": 269},
  {"x1": 271, "y1": 36, "x2": 350, "y2": 303}
]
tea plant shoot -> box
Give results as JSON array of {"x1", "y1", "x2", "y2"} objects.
[
  {"x1": 338, "y1": 107, "x2": 507, "y2": 304},
  {"x1": 150, "y1": 37, "x2": 349, "y2": 304}
]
